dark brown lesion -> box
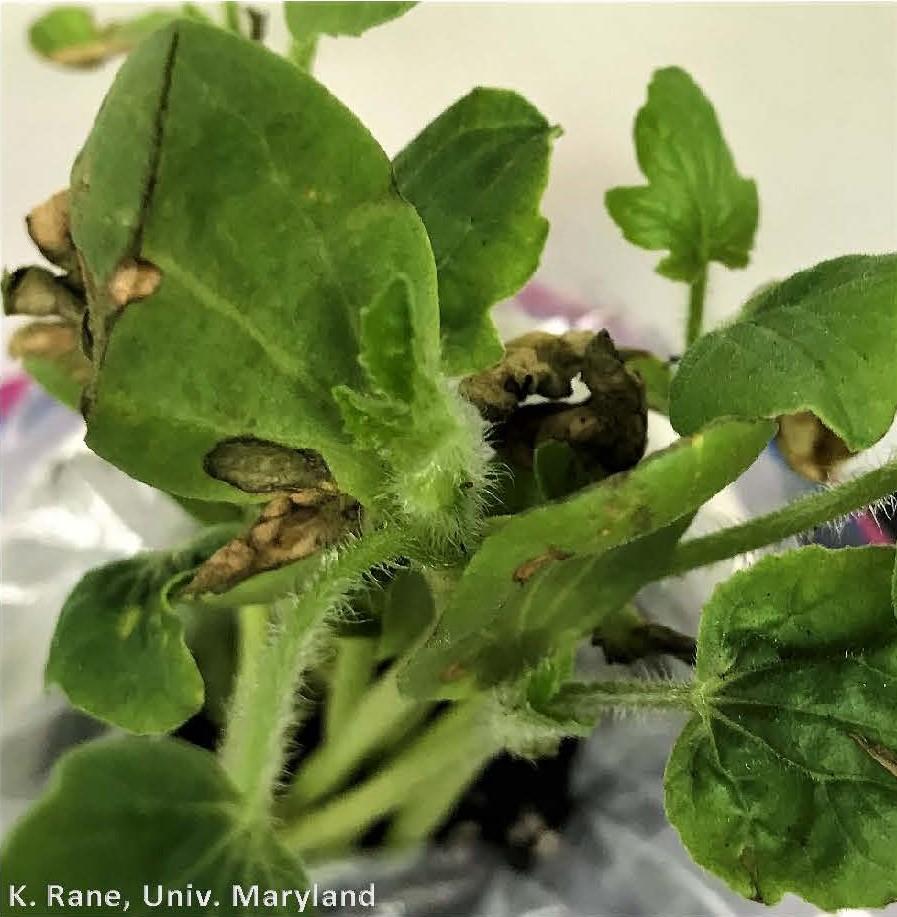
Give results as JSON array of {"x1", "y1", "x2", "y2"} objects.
[
  {"x1": 461, "y1": 329, "x2": 648, "y2": 478},
  {"x1": 204, "y1": 438, "x2": 334, "y2": 494},
  {"x1": 183, "y1": 489, "x2": 362, "y2": 595}
]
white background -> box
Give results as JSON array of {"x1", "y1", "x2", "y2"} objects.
[{"x1": 2, "y1": 1, "x2": 896, "y2": 360}]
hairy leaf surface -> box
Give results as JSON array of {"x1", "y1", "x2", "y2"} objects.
[
  {"x1": 394, "y1": 88, "x2": 557, "y2": 373},
  {"x1": 670, "y1": 254, "x2": 897, "y2": 450},
  {"x1": 400, "y1": 419, "x2": 773, "y2": 697},
  {"x1": 46, "y1": 526, "x2": 237, "y2": 733},
  {"x1": 666, "y1": 546, "x2": 897, "y2": 909},
  {"x1": 606, "y1": 67, "x2": 757, "y2": 284},
  {"x1": 1, "y1": 737, "x2": 307, "y2": 915}
]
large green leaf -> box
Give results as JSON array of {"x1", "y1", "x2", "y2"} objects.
[
  {"x1": 400, "y1": 419, "x2": 774, "y2": 697},
  {"x1": 71, "y1": 21, "x2": 480, "y2": 524},
  {"x1": 1, "y1": 737, "x2": 308, "y2": 915},
  {"x1": 46, "y1": 526, "x2": 237, "y2": 734},
  {"x1": 394, "y1": 88, "x2": 558, "y2": 374},
  {"x1": 605, "y1": 67, "x2": 758, "y2": 284},
  {"x1": 285, "y1": 2, "x2": 415, "y2": 38},
  {"x1": 666, "y1": 546, "x2": 897, "y2": 909},
  {"x1": 670, "y1": 254, "x2": 897, "y2": 450}
]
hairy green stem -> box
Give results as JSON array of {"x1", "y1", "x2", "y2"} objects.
[
  {"x1": 666, "y1": 457, "x2": 897, "y2": 577},
  {"x1": 219, "y1": 529, "x2": 404, "y2": 820},
  {"x1": 283, "y1": 661, "x2": 430, "y2": 813},
  {"x1": 280, "y1": 697, "x2": 490, "y2": 856},
  {"x1": 557, "y1": 679, "x2": 695, "y2": 713},
  {"x1": 685, "y1": 266, "x2": 707, "y2": 347},
  {"x1": 324, "y1": 636, "x2": 377, "y2": 741}
]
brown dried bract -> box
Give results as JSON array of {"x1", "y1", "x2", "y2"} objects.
[
  {"x1": 464, "y1": 329, "x2": 648, "y2": 478},
  {"x1": 109, "y1": 258, "x2": 162, "y2": 306},
  {"x1": 459, "y1": 330, "x2": 593, "y2": 421},
  {"x1": 8, "y1": 321, "x2": 93, "y2": 388},
  {"x1": 205, "y1": 438, "x2": 334, "y2": 494},
  {"x1": 3, "y1": 266, "x2": 85, "y2": 323},
  {"x1": 184, "y1": 490, "x2": 361, "y2": 595},
  {"x1": 776, "y1": 411, "x2": 853, "y2": 483},
  {"x1": 26, "y1": 190, "x2": 80, "y2": 276}
]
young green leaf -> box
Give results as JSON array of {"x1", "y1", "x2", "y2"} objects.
[
  {"x1": 285, "y1": 2, "x2": 416, "y2": 39},
  {"x1": 623, "y1": 351, "x2": 671, "y2": 414},
  {"x1": 666, "y1": 546, "x2": 897, "y2": 909},
  {"x1": 71, "y1": 21, "x2": 484, "y2": 531},
  {"x1": 375, "y1": 567, "x2": 437, "y2": 661},
  {"x1": 670, "y1": 254, "x2": 897, "y2": 451},
  {"x1": 29, "y1": 6, "x2": 186, "y2": 68},
  {"x1": 606, "y1": 67, "x2": 757, "y2": 285},
  {"x1": 0, "y1": 737, "x2": 308, "y2": 915},
  {"x1": 46, "y1": 526, "x2": 237, "y2": 734},
  {"x1": 411, "y1": 518, "x2": 692, "y2": 693},
  {"x1": 394, "y1": 89, "x2": 558, "y2": 374},
  {"x1": 400, "y1": 419, "x2": 774, "y2": 697}
]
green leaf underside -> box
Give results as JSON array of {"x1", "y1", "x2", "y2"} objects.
[
  {"x1": 400, "y1": 418, "x2": 773, "y2": 697},
  {"x1": 666, "y1": 546, "x2": 897, "y2": 909},
  {"x1": 670, "y1": 254, "x2": 897, "y2": 451},
  {"x1": 46, "y1": 527, "x2": 236, "y2": 733},
  {"x1": 284, "y1": 2, "x2": 416, "y2": 39},
  {"x1": 22, "y1": 355, "x2": 82, "y2": 410},
  {"x1": 71, "y1": 21, "x2": 448, "y2": 506},
  {"x1": 605, "y1": 67, "x2": 758, "y2": 284},
  {"x1": 1, "y1": 737, "x2": 307, "y2": 915},
  {"x1": 394, "y1": 88, "x2": 556, "y2": 374}
]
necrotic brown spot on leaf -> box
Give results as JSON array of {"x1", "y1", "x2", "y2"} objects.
[
  {"x1": 513, "y1": 547, "x2": 573, "y2": 584},
  {"x1": 204, "y1": 438, "x2": 333, "y2": 494},
  {"x1": 108, "y1": 257, "x2": 162, "y2": 306},
  {"x1": 851, "y1": 733, "x2": 897, "y2": 779}
]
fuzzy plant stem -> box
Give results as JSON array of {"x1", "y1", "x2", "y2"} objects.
[
  {"x1": 280, "y1": 696, "x2": 491, "y2": 857},
  {"x1": 666, "y1": 456, "x2": 897, "y2": 577},
  {"x1": 685, "y1": 266, "x2": 707, "y2": 348},
  {"x1": 219, "y1": 529, "x2": 404, "y2": 821}
]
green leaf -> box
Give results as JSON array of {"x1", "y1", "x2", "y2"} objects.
[
  {"x1": 46, "y1": 526, "x2": 237, "y2": 734},
  {"x1": 376, "y1": 567, "x2": 436, "y2": 661},
  {"x1": 670, "y1": 254, "x2": 897, "y2": 451},
  {"x1": 395, "y1": 89, "x2": 558, "y2": 374},
  {"x1": 532, "y1": 439, "x2": 590, "y2": 501},
  {"x1": 284, "y1": 1, "x2": 416, "y2": 40},
  {"x1": 623, "y1": 351, "x2": 671, "y2": 414},
  {"x1": 400, "y1": 419, "x2": 773, "y2": 697},
  {"x1": 1, "y1": 736, "x2": 308, "y2": 915},
  {"x1": 666, "y1": 546, "x2": 897, "y2": 909},
  {"x1": 29, "y1": 6, "x2": 182, "y2": 68},
  {"x1": 71, "y1": 21, "x2": 481, "y2": 524},
  {"x1": 605, "y1": 67, "x2": 758, "y2": 284},
  {"x1": 21, "y1": 355, "x2": 83, "y2": 410}
]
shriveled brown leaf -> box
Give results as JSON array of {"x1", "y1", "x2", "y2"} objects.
[{"x1": 184, "y1": 490, "x2": 361, "y2": 595}]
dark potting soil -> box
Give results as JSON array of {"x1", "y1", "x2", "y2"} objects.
[{"x1": 175, "y1": 706, "x2": 582, "y2": 873}]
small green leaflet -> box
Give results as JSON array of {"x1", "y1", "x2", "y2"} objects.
[
  {"x1": 71, "y1": 21, "x2": 476, "y2": 519},
  {"x1": 670, "y1": 254, "x2": 897, "y2": 451},
  {"x1": 46, "y1": 526, "x2": 237, "y2": 734},
  {"x1": 623, "y1": 351, "x2": 671, "y2": 414},
  {"x1": 0, "y1": 737, "x2": 308, "y2": 915},
  {"x1": 284, "y1": 2, "x2": 416, "y2": 71},
  {"x1": 285, "y1": 2, "x2": 416, "y2": 38},
  {"x1": 606, "y1": 67, "x2": 758, "y2": 284},
  {"x1": 400, "y1": 419, "x2": 773, "y2": 698},
  {"x1": 29, "y1": 6, "x2": 207, "y2": 68},
  {"x1": 666, "y1": 546, "x2": 897, "y2": 909},
  {"x1": 394, "y1": 88, "x2": 558, "y2": 374}
]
